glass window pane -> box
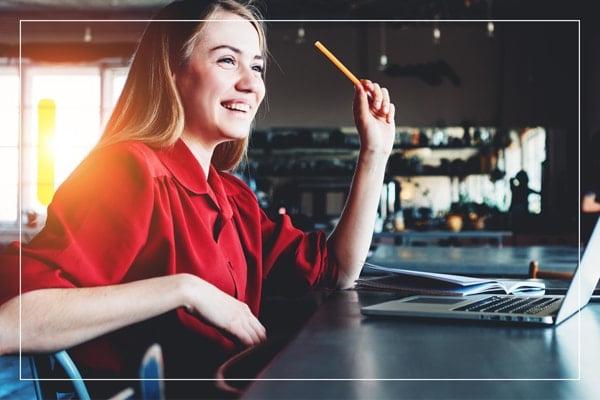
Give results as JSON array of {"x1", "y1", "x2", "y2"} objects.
[
  {"x1": 0, "y1": 68, "x2": 19, "y2": 222},
  {"x1": 0, "y1": 71, "x2": 19, "y2": 147},
  {"x1": 27, "y1": 69, "x2": 101, "y2": 207},
  {"x1": 0, "y1": 148, "x2": 18, "y2": 222},
  {"x1": 111, "y1": 68, "x2": 128, "y2": 106}
]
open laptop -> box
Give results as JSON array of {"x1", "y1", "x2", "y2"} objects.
[{"x1": 361, "y1": 219, "x2": 600, "y2": 326}]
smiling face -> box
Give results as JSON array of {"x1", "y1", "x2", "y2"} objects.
[{"x1": 175, "y1": 11, "x2": 265, "y2": 147}]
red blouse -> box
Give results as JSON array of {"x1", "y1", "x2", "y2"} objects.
[{"x1": 0, "y1": 139, "x2": 338, "y2": 377}]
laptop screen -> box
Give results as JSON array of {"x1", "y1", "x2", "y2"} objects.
[{"x1": 556, "y1": 217, "x2": 600, "y2": 324}]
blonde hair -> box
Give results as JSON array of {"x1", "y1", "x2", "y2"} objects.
[{"x1": 98, "y1": 0, "x2": 266, "y2": 171}]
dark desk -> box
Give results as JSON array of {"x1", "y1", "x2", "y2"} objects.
[
  {"x1": 374, "y1": 230, "x2": 513, "y2": 247},
  {"x1": 243, "y1": 290, "x2": 600, "y2": 399},
  {"x1": 368, "y1": 244, "x2": 579, "y2": 277}
]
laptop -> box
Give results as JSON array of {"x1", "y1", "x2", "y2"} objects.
[{"x1": 361, "y1": 219, "x2": 600, "y2": 326}]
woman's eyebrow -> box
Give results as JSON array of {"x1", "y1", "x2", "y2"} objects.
[{"x1": 210, "y1": 45, "x2": 263, "y2": 61}]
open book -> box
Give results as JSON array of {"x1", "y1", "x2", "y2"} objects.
[{"x1": 356, "y1": 263, "x2": 545, "y2": 297}]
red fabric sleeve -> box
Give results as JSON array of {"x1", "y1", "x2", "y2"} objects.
[
  {"x1": 0, "y1": 142, "x2": 154, "y2": 305},
  {"x1": 259, "y1": 209, "x2": 339, "y2": 294},
  {"x1": 220, "y1": 173, "x2": 339, "y2": 294}
]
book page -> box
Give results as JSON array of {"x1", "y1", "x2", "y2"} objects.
[
  {"x1": 363, "y1": 263, "x2": 495, "y2": 287},
  {"x1": 496, "y1": 280, "x2": 546, "y2": 294}
]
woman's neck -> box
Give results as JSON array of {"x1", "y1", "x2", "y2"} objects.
[{"x1": 181, "y1": 133, "x2": 215, "y2": 179}]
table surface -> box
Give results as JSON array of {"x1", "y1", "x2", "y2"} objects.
[
  {"x1": 375, "y1": 230, "x2": 513, "y2": 238},
  {"x1": 368, "y1": 244, "x2": 580, "y2": 277},
  {"x1": 242, "y1": 290, "x2": 600, "y2": 400}
]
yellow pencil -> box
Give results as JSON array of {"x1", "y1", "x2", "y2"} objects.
[{"x1": 314, "y1": 41, "x2": 361, "y2": 86}]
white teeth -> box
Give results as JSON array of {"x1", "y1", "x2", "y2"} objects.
[{"x1": 223, "y1": 102, "x2": 250, "y2": 112}]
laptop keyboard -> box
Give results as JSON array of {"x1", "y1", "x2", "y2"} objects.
[{"x1": 452, "y1": 296, "x2": 561, "y2": 314}]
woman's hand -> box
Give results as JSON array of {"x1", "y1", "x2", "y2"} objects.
[
  {"x1": 181, "y1": 274, "x2": 267, "y2": 347},
  {"x1": 353, "y1": 79, "x2": 396, "y2": 157}
]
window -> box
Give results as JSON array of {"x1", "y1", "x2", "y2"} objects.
[
  {"x1": 503, "y1": 127, "x2": 546, "y2": 214},
  {"x1": 18, "y1": 65, "x2": 130, "y2": 219},
  {"x1": 22, "y1": 67, "x2": 102, "y2": 212},
  {"x1": 0, "y1": 67, "x2": 20, "y2": 223},
  {"x1": 522, "y1": 127, "x2": 546, "y2": 214}
]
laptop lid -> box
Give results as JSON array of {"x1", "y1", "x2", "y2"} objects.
[{"x1": 555, "y1": 217, "x2": 600, "y2": 324}]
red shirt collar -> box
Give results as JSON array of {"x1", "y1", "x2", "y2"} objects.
[{"x1": 156, "y1": 139, "x2": 234, "y2": 220}]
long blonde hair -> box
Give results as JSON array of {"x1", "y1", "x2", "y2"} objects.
[{"x1": 98, "y1": 0, "x2": 266, "y2": 171}]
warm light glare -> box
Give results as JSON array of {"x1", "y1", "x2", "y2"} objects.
[
  {"x1": 37, "y1": 99, "x2": 56, "y2": 206},
  {"x1": 31, "y1": 71, "x2": 102, "y2": 209}
]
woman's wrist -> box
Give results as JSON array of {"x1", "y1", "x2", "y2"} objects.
[
  {"x1": 357, "y1": 149, "x2": 390, "y2": 171},
  {"x1": 176, "y1": 273, "x2": 201, "y2": 310},
  {"x1": 176, "y1": 272, "x2": 217, "y2": 314}
]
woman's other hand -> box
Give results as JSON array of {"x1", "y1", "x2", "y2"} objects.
[
  {"x1": 181, "y1": 274, "x2": 267, "y2": 347},
  {"x1": 353, "y1": 79, "x2": 396, "y2": 157}
]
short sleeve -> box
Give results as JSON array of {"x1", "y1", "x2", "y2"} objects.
[
  {"x1": 0, "y1": 143, "x2": 154, "y2": 305},
  {"x1": 259, "y1": 209, "x2": 339, "y2": 295}
]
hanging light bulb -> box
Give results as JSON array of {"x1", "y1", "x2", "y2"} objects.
[
  {"x1": 84, "y1": 26, "x2": 92, "y2": 43},
  {"x1": 379, "y1": 54, "x2": 388, "y2": 69},
  {"x1": 486, "y1": 0, "x2": 495, "y2": 39},
  {"x1": 433, "y1": 24, "x2": 441, "y2": 45},
  {"x1": 487, "y1": 21, "x2": 495, "y2": 38},
  {"x1": 295, "y1": 25, "x2": 306, "y2": 44},
  {"x1": 378, "y1": 23, "x2": 388, "y2": 70}
]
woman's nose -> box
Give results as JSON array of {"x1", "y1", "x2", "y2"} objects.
[{"x1": 235, "y1": 66, "x2": 263, "y2": 94}]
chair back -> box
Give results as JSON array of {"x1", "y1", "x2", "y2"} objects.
[
  {"x1": 29, "y1": 350, "x2": 91, "y2": 400},
  {"x1": 139, "y1": 343, "x2": 165, "y2": 400}
]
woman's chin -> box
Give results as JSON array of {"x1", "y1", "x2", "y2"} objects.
[{"x1": 219, "y1": 128, "x2": 251, "y2": 141}]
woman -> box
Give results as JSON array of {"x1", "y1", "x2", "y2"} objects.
[{"x1": 0, "y1": 0, "x2": 394, "y2": 391}]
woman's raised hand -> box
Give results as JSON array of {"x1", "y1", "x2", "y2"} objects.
[
  {"x1": 353, "y1": 79, "x2": 396, "y2": 157},
  {"x1": 181, "y1": 274, "x2": 267, "y2": 347}
]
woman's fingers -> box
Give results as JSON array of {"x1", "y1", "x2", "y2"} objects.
[
  {"x1": 360, "y1": 80, "x2": 392, "y2": 121},
  {"x1": 354, "y1": 81, "x2": 370, "y2": 120},
  {"x1": 371, "y1": 82, "x2": 383, "y2": 111},
  {"x1": 381, "y1": 87, "x2": 390, "y2": 115},
  {"x1": 243, "y1": 319, "x2": 261, "y2": 345},
  {"x1": 230, "y1": 320, "x2": 255, "y2": 347},
  {"x1": 253, "y1": 318, "x2": 267, "y2": 342},
  {"x1": 228, "y1": 314, "x2": 264, "y2": 347},
  {"x1": 240, "y1": 309, "x2": 267, "y2": 346},
  {"x1": 387, "y1": 103, "x2": 396, "y2": 124},
  {"x1": 247, "y1": 318, "x2": 267, "y2": 345}
]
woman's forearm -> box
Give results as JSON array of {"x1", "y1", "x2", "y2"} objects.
[
  {"x1": 328, "y1": 80, "x2": 395, "y2": 289},
  {"x1": 329, "y1": 150, "x2": 388, "y2": 288},
  {"x1": 0, "y1": 274, "x2": 191, "y2": 355},
  {"x1": 0, "y1": 271, "x2": 267, "y2": 355}
]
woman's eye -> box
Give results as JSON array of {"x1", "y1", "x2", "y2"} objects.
[
  {"x1": 218, "y1": 57, "x2": 236, "y2": 68},
  {"x1": 252, "y1": 65, "x2": 264, "y2": 73}
]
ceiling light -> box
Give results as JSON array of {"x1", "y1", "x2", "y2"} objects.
[
  {"x1": 84, "y1": 26, "x2": 92, "y2": 43},
  {"x1": 379, "y1": 54, "x2": 388, "y2": 69},
  {"x1": 379, "y1": 23, "x2": 388, "y2": 70},
  {"x1": 433, "y1": 26, "x2": 441, "y2": 45},
  {"x1": 296, "y1": 26, "x2": 306, "y2": 44},
  {"x1": 487, "y1": 21, "x2": 495, "y2": 38}
]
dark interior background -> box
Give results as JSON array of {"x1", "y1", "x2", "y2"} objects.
[{"x1": 0, "y1": 0, "x2": 595, "y2": 238}]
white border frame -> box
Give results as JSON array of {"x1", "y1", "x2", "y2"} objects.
[{"x1": 17, "y1": 18, "x2": 581, "y2": 385}]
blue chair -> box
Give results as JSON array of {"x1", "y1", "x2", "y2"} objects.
[
  {"x1": 138, "y1": 343, "x2": 165, "y2": 400},
  {"x1": 29, "y1": 350, "x2": 91, "y2": 400},
  {"x1": 29, "y1": 345, "x2": 163, "y2": 400}
]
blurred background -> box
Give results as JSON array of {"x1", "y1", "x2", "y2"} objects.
[{"x1": 0, "y1": 0, "x2": 595, "y2": 247}]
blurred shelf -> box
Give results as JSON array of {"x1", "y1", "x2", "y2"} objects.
[{"x1": 249, "y1": 145, "x2": 487, "y2": 154}]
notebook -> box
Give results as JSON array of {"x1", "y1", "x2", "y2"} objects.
[
  {"x1": 356, "y1": 264, "x2": 545, "y2": 297},
  {"x1": 361, "y1": 219, "x2": 600, "y2": 325}
]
